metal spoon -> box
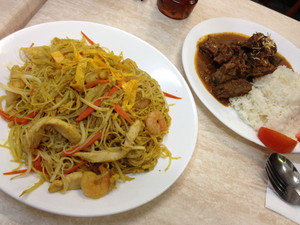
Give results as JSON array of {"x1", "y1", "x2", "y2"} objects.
[{"x1": 265, "y1": 153, "x2": 300, "y2": 205}]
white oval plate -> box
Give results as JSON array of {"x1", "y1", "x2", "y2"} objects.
[
  {"x1": 182, "y1": 17, "x2": 300, "y2": 149},
  {"x1": 0, "y1": 21, "x2": 198, "y2": 217}
]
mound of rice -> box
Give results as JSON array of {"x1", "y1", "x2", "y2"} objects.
[{"x1": 230, "y1": 66, "x2": 300, "y2": 139}]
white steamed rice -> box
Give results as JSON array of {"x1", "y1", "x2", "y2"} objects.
[{"x1": 230, "y1": 66, "x2": 300, "y2": 139}]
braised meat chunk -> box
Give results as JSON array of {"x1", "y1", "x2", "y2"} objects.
[
  {"x1": 211, "y1": 52, "x2": 250, "y2": 85},
  {"x1": 212, "y1": 79, "x2": 252, "y2": 99},
  {"x1": 196, "y1": 32, "x2": 284, "y2": 103},
  {"x1": 242, "y1": 32, "x2": 278, "y2": 77},
  {"x1": 199, "y1": 35, "x2": 219, "y2": 58},
  {"x1": 241, "y1": 32, "x2": 277, "y2": 57},
  {"x1": 199, "y1": 35, "x2": 235, "y2": 65}
]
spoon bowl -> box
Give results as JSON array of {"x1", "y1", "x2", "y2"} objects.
[
  {"x1": 266, "y1": 153, "x2": 300, "y2": 205},
  {"x1": 269, "y1": 153, "x2": 300, "y2": 186}
]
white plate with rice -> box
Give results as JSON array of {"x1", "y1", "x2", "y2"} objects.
[{"x1": 182, "y1": 17, "x2": 300, "y2": 151}]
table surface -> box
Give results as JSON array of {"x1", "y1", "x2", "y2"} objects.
[
  {"x1": 0, "y1": 0, "x2": 46, "y2": 39},
  {"x1": 1, "y1": 0, "x2": 300, "y2": 224}
]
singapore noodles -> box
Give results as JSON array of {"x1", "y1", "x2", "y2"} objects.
[{"x1": 0, "y1": 32, "x2": 179, "y2": 199}]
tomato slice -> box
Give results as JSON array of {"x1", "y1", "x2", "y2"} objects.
[
  {"x1": 257, "y1": 127, "x2": 297, "y2": 153},
  {"x1": 295, "y1": 131, "x2": 300, "y2": 142}
]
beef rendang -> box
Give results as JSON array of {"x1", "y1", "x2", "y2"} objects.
[{"x1": 195, "y1": 32, "x2": 292, "y2": 106}]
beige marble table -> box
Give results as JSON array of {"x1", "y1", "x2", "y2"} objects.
[
  {"x1": 0, "y1": 0, "x2": 46, "y2": 39},
  {"x1": 1, "y1": 0, "x2": 300, "y2": 224}
]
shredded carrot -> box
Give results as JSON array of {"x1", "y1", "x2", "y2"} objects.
[
  {"x1": 75, "y1": 84, "x2": 122, "y2": 122},
  {"x1": 33, "y1": 156, "x2": 42, "y2": 171},
  {"x1": 30, "y1": 89, "x2": 34, "y2": 96},
  {"x1": 107, "y1": 83, "x2": 122, "y2": 95},
  {"x1": 84, "y1": 79, "x2": 109, "y2": 88},
  {"x1": 30, "y1": 43, "x2": 34, "y2": 47},
  {"x1": 114, "y1": 103, "x2": 133, "y2": 122},
  {"x1": 163, "y1": 91, "x2": 182, "y2": 99},
  {"x1": 64, "y1": 131, "x2": 104, "y2": 156},
  {"x1": 64, "y1": 161, "x2": 88, "y2": 175},
  {"x1": 0, "y1": 110, "x2": 38, "y2": 124},
  {"x1": 81, "y1": 31, "x2": 95, "y2": 45},
  {"x1": 3, "y1": 169, "x2": 28, "y2": 175},
  {"x1": 75, "y1": 98, "x2": 104, "y2": 122},
  {"x1": 3, "y1": 155, "x2": 43, "y2": 175}
]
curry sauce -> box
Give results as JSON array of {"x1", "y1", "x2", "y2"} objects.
[{"x1": 195, "y1": 32, "x2": 292, "y2": 106}]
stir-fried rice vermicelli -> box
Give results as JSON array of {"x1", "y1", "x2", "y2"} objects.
[{"x1": 0, "y1": 34, "x2": 174, "y2": 199}]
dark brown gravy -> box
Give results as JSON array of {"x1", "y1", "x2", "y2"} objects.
[{"x1": 195, "y1": 32, "x2": 293, "y2": 106}]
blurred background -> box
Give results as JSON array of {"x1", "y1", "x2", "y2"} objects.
[{"x1": 252, "y1": 0, "x2": 300, "y2": 21}]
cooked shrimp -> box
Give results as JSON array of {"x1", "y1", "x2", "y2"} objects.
[
  {"x1": 9, "y1": 79, "x2": 24, "y2": 89},
  {"x1": 85, "y1": 71, "x2": 109, "y2": 83},
  {"x1": 48, "y1": 172, "x2": 83, "y2": 193},
  {"x1": 133, "y1": 99, "x2": 151, "y2": 109},
  {"x1": 146, "y1": 110, "x2": 167, "y2": 135},
  {"x1": 81, "y1": 166, "x2": 111, "y2": 199},
  {"x1": 121, "y1": 58, "x2": 138, "y2": 69},
  {"x1": 23, "y1": 117, "x2": 82, "y2": 151},
  {"x1": 133, "y1": 90, "x2": 151, "y2": 109}
]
